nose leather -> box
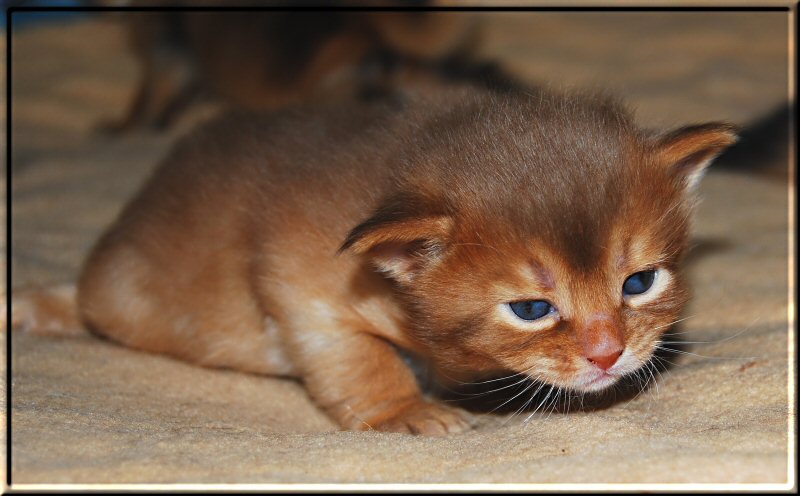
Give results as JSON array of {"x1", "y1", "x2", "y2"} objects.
[
  {"x1": 586, "y1": 350, "x2": 623, "y2": 371},
  {"x1": 578, "y1": 313, "x2": 625, "y2": 371}
]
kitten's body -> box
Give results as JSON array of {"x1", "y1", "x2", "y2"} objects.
[{"x1": 12, "y1": 87, "x2": 736, "y2": 434}]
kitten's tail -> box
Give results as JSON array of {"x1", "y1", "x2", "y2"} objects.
[{"x1": 3, "y1": 284, "x2": 89, "y2": 337}]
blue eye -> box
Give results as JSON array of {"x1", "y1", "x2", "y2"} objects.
[
  {"x1": 509, "y1": 300, "x2": 554, "y2": 321},
  {"x1": 623, "y1": 270, "x2": 656, "y2": 296}
]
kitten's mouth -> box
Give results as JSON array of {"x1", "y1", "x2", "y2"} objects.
[{"x1": 574, "y1": 370, "x2": 621, "y2": 392}]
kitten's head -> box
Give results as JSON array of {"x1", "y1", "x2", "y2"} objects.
[{"x1": 342, "y1": 91, "x2": 737, "y2": 392}]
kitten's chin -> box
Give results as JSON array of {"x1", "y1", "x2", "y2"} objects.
[{"x1": 570, "y1": 371, "x2": 622, "y2": 393}]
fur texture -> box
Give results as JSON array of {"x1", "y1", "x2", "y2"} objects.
[{"x1": 12, "y1": 87, "x2": 737, "y2": 435}]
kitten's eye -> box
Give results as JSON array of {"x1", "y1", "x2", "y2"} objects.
[
  {"x1": 623, "y1": 270, "x2": 657, "y2": 296},
  {"x1": 508, "y1": 300, "x2": 554, "y2": 321}
]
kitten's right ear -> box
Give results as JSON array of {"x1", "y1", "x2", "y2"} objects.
[
  {"x1": 339, "y1": 198, "x2": 452, "y2": 285},
  {"x1": 656, "y1": 122, "x2": 739, "y2": 193}
]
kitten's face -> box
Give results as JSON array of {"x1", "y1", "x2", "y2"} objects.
[
  {"x1": 342, "y1": 105, "x2": 737, "y2": 394},
  {"x1": 405, "y1": 200, "x2": 691, "y2": 393}
]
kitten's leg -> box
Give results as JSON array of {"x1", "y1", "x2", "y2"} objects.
[
  {"x1": 76, "y1": 245, "x2": 295, "y2": 377},
  {"x1": 94, "y1": 71, "x2": 151, "y2": 134},
  {"x1": 96, "y1": 55, "x2": 195, "y2": 134},
  {"x1": 278, "y1": 314, "x2": 473, "y2": 435},
  {"x1": 6, "y1": 284, "x2": 88, "y2": 337}
]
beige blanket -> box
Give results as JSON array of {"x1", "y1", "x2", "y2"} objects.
[{"x1": 4, "y1": 11, "x2": 793, "y2": 487}]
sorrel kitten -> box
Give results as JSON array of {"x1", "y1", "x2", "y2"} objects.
[{"x1": 11, "y1": 87, "x2": 737, "y2": 435}]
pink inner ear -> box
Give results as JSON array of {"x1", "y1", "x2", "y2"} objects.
[
  {"x1": 367, "y1": 239, "x2": 436, "y2": 283},
  {"x1": 656, "y1": 123, "x2": 738, "y2": 189},
  {"x1": 367, "y1": 240, "x2": 431, "y2": 284},
  {"x1": 671, "y1": 149, "x2": 719, "y2": 191},
  {"x1": 673, "y1": 149, "x2": 717, "y2": 176},
  {"x1": 341, "y1": 214, "x2": 452, "y2": 284}
]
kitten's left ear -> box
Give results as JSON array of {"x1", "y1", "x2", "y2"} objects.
[
  {"x1": 339, "y1": 196, "x2": 453, "y2": 285},
  {"x1": 656, "y1": 123, "x2": 739, "y2": 192}
]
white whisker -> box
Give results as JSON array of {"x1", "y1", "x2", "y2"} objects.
[
  {"x1": 660, "y1": 316, "x2": 763, "y2": 346},
  {"x1": 452, "y1": 374, "x2": 532, "y2": 399},
  {"x1": 523, "y1": 385, "x2": 555, "y2": 423},
  {"x1": 506, "y1": 376, "x2": 545, "y2": 423},
  {"x1": 491, "y1": 378, "x2": 537, "y2": 415},
  {"x1": 652, "y1": 314, "x2": 698, "y2": 332},
  {"x1": 445, "y1": 370, "x2": 523, "y2": 386},
  {"x1": 656, "y1": 345, "x2": 760, "y2": 361}
]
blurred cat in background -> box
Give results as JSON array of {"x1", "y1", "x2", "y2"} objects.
[{"x1": 92, "y1": 0, "x2": 522, "y2": 133}]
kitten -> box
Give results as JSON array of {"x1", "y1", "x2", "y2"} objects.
[
  {"x1": 95, "y1": 2, "x2": 517, "y2": 133},
  {"x1": 10, "y1": 87, "x2": 737, "y2": 435}
]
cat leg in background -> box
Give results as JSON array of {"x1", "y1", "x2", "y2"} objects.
[
  {"x1": 6, "y1": 284, "x2": 88, "y2": 337},
  {"x1": 96, "y1": 13, "x2": 199, "y2": 134}
]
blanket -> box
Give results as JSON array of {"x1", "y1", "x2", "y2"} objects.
[{"x1": 4, "y1": 11, "x2": 792, "y2": 487}]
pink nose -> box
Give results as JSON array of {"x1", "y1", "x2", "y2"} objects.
[{"x1": 586, "y1": 350, "x2": 623, "y2": 371}]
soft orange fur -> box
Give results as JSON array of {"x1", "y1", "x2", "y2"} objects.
[{"x1": 11, "y1": 87, "x2": 737, "y2": 435}]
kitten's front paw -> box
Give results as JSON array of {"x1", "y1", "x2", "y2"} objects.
[{"x1": 371, "y1": 400, "x2": 474, "y2": 436}]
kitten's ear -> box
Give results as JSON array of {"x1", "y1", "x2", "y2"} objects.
[
  {"x1": 656, "y1": 123, "x2": 739, "y2": 192},
  {"x1": 339, "y1": 200, "x2": 452, "y2": 285}
]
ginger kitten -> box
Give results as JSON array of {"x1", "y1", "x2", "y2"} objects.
[{"x1": 11, "y1": 87, "x2": 737, "y2": 435}]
